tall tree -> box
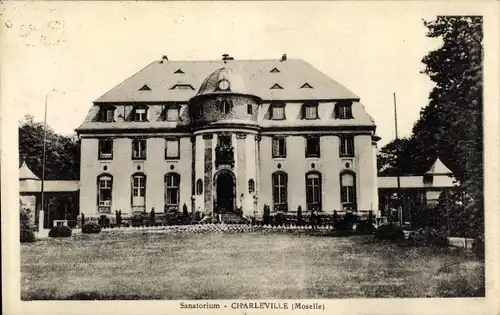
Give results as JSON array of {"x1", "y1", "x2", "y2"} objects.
[{"x1": 19, "y1": 115, "x2": 80, "y2": 180}]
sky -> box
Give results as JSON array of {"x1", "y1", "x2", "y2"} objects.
[{"x1": 1, "y1": 1, "x2": 446, "y2": 147}]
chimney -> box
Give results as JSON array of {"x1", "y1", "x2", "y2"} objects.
[
  {"x1": 222, "y1": 54, "x2": 234, "y2": 61},
  {"x1": 162, "y1": 55, "x2": 168, "y2": 61},
  {"x1": 281, "y1": 54, "x2": 287, "y2": 61}
]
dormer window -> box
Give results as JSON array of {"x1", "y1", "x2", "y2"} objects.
[
  {"x1": 174, "y1": 69, "x2": 184, "y2": 74},
  {"x1": 335, "y1": 102, "x2": 353, "y2": 119},
  {"x1": 270, "y1": 83, "x2": 284, "y2": 90},
  {"x1": 270, "y1": 67, "x2": 280, "y2": 73},
  {"x1": 139, "y1": 85, "x2": 151, "y2": 91},
  {"x1": 133, "y1": 107, "x2": 148, "y2": 122},
  {"x1": 99, "y1": 106, "x2": 115, "y2": 122},
  {"x1": 165, "y1": 104, "x2": 181, "y2": 122},
  {"x1": 270, "y1": 103, "x2": 286, "y2": 120},
  {"x1": 170, "y1": 84, "x2": 194, "y2": 90},
  {"x1": 302, "y1": 102, "x2": 319, "y2": 120},
  {"x1": 218, "y1": 100, "x2": 233, "y2": 114},
  {"x1": 300, "y1": 83, "x2": 313, "y2": 89}
]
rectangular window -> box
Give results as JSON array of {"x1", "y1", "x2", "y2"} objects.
[
  {"x1": 272, "y1": 172, "x2": 288, "y2": 211},
  {"x1": 340, "y1": 137, "x2": 355, "y2": 157},
  {"x1": 166, "y1": 108, "x2": 179, "y2": 121},
  {"x1": 336, "y1": 104, "x2": 353, "y2": 119},
  {"x1": 341, "y1": 173, "x2": 356, "y2": 210},
  {"x1": 98, "y1": 176, "x2": 112, "y2": 213},
  {"x1": 247, "y1": 104, "x2": 253, "y2": 115},
  {"x1": 304, "y1": 105, "x2": 318, "y2": 119},
  {"x1": 132, "y1": 139, "x2": 147, "y2": 159},
  {"x1": 272, "y1": 137, "x2": 287, "y2": 158},
  {"x1": 100, "y1": 108, "x2": 115, "y2": 122},
  {"x1": 306, "y1": 173, "x2": 322, "y2": 211},
  {"x1": 165, "y1": 174, "x2": 180, "y2": 209},
  {"x1": 98, "y1": 139, "x2": 113, "y2": 160},
  {"x1": 165, "y1": 138, "x2": 180, "y2": 159},
  {"x1": 134, "y1": 108, "x2": 147, "y2": 122},
  {"x1": 271, "y1": 105, "x2": 285, "y2": 120},
  {"x1": 305, "y1": 137, "x2": 320, "y2": 158}
]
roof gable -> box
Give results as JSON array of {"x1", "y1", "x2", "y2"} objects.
[
  {"x1": 425, "y1": 158, "x2": 453, "y2": 175},
  {"x1": 19, "y1": 161, "x2": 39, "y2": 181}
]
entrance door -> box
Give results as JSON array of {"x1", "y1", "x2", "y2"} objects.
[
  {"x1": 216, "y1": 172, "x2": 235, "y2": 213},
  {"x1": 132, "y1": 174, "x2": 146, "y2": 211}
]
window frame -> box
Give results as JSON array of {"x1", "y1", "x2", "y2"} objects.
[
  {"x1": 99, "y1": 106, "x2": 115, "y2": 122},
  {"x1": 272, "y1": 137, "x2": 287, "y2": 158},
  {"x1": 165, "y1": 106, "x2": 180, "y2": 122},
  {"x1": 247, "y1": 104, "x2": 253, "y2": 115},
  {"x1": 165, "y1": 137, "x2": 181, "y2": 160},
  {"x1": 218, "y1": 100, "x2": 233, "y2": 115},
  {"x1": 270, "y1": 102, "x2": 286, "y2": 120},
  {"x1": 97, "y1": 174, "x2": 113, "y2": 213},
  {"x1": 305, "y1": 136, "x2": 321, "y2": 158},
  {"x1": 196, "y1": 179, "x2": 203, "y2": 195},
  {"x1": 340, "y1": 136, "x2": 355, "y2": 157},
  {"x1": 165, "y1": 172, "x2": 181, "y2": 210},
  {"x1": 306, "y1": 171, "x2": 322, "y2": 211},
  {"x1": 336, "y1": 103, "x2": 353, "y2": 119},
  {"x1": 272, "y1": 171, "x2": 288, "y2": 211},
  {"x1": 132, "y1": 138, "x2": 147, "y2": 160},
  {"x1": 133, "y1": 107, "x2": 148, "y2": 122},
  {"x1": 340, "y1": 171, "x2": 357, "y2": 210},
  {"x1": 303, "y1": 102, "x2": 319, "y2": 120},
  {"x1": 98, "y1": 138, "x2": 113, "y2": 160}
]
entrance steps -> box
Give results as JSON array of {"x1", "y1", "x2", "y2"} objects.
[{"x1": 221, "y1": 213, "x2": 244, "y2": 223}]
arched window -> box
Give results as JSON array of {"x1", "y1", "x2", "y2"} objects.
[
  {"x1": 165, "y1": 173, "x2": 181, "y2": 211},
  {"x1": 272, "y1": 172, "x2": 288, "y2": 211},
  {"x1": 340, "y1": 172, "x2": 356, "y2": 210},
  {"x1": 97, "y1": 174, "x2": 113, "y2": 213},
  {"x1": 306, "y1": 172, "x2": 322, "y2": 211},
  {"x1": 196, "y1": 179, "x2": 203, "y2": 195},
  {"x1": 248, "y1": 179, "x2": 255, "y2": 194},
  {"x1": 131, "y1": 173, "x2": 146, "y2": 212}
]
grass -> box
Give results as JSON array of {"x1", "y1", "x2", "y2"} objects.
[{"x1": 21, "y1": 230, "x2": 484, "y2": 300}]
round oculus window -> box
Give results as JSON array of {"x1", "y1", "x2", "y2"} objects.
[{"x1": 218, "y1": 79, "x2": 230, "y2": 91}]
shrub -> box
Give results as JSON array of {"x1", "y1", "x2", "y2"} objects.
[
  {"x1": 273, "y1": 212, "x2": 286, "y2": 226},
  {"x1": 182, "y1": 204, "x2": 189, "y2": 217},
  {"x1": 82, "y1": 222, "x2": 102, "y2": 234},
  {"x1": 98, "y1": 215, "x2": 110, "y2": 228},
  {"x1": 20, "y1": 228, "x2": 36, "y2": 243},
  {"x1": 337, "y1": 213, "x2": 358, "y2": 231},
  {"x1": 297, "y1": 206, "x2": 303, "y2": 225},
  {"x1": 407, "y1": 227, "x2": 449, "y2": 246},
  {"x1": 356, "y1": 220, "x2": 375, "y2": 234},
  {"x1": 263, "y1": 205, "x2": 271, "y2": 225},
  {"x1": 48, "y1": 225, "x2": 72, "y2": 238},
  {"x1": 473, "y1": 235, "x2": 484, "y2": 259},
  {"x1": 374, "y1": 223, "x2": 404, "y2": 241}
]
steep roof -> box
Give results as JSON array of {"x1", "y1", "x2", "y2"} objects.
[
  {"x1": 19, "y1": 161, "x2": 39, "y2": 181},
  {"x1": 425, "y1": 157, "x2": 453, "y2": 175},
  {"x1": 94, "y1": 58, "x2": 359, "y2": 103}
]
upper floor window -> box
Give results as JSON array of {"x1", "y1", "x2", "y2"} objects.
[
  {"x1": 99, "y1": 106, "x2": 115, "y2": 122},
  {"x1": 134, "y1": 108, "x2": 147, "y2": 122},
  {"x1": 218, "y1": 134, "x2": 232, "y2": 147},
  {"x1": 165, "y1": 106, "x2": 180, "y2": 121},
  {"x1": 335, "y1": 102, "x2": 353, "y2": 119},
  {"x1": 303, "y1": 103, "x2": 319, "y2": 120},
  {"x1": 132, "y1": 139, "x2": 147, "y2": 160},
  {"x1": 271, "y1": 103, "x2": 285, "y2": 120},
  {"x1": 98, "y1": 139, "x2": 113, "y2": 160},
  {"x1": 165, "y1": 138, "x2": 180, "y2": 159},
  {"x1": 305, "y1": 136, "x2": 320, "y2": 158},
  {"x1": 272, "y1": 137, "x2": 287, "y2": 158},
  {"x1": 340, "y1": 137, "x2": 355, "y2": 157},
  {"x1": 247, "y1": 104, "x2": 253, "y2": 115},
  {"x1": 218, "y1": 100, "x2": 233, "y2": 114}
]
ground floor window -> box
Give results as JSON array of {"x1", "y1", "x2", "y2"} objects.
[
  {"x1": 272, "y1": 172, "x2": 288, "y2": 211},
  {"x1": 97, "y1": 174, "x2": 112, "y2": 213},
  {"x1": 341, "y1": 172, "x2": 356, "y2": 210},
  {"x1": 165, "y1": 173, "x2": 180, "y2": 211},
  {"x1": 131, "y1": 173, "x2": 146, "y2": 211},
  {"x1": 306, "y1": 172, "x2": 322, "y2": 210}
]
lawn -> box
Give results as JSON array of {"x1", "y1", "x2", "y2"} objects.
[{"x1": 21, "y1": 230, "x2": 484, "y2": 300}]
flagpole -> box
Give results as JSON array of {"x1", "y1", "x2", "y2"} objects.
[
  {"x1": 393, "y1": 92, "x2": 402, "y2": 226},
  {"x1": 40, "y1": 94, "x2": 48, "y2": 230}
]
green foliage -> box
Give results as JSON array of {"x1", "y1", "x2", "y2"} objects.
[
  {"x1": 375, "y1": 224, "x2": 404, "y2": 241},
  {"x1": 48, "y1": 225, "x2": 72, "y2": 238},
  {"x1": 377, "y1": 16, "x2": 483, "y2": 237},
  {"x1": 19, "y1": 115, "x2": 80, "y2": 180},
  {"x1": 82, "y1": 222, "x2": 101, "y2": 234}
]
